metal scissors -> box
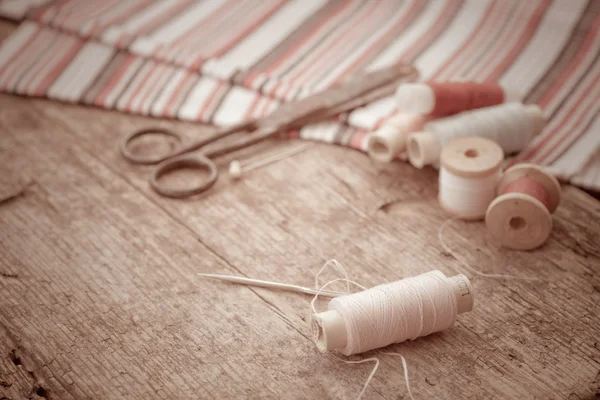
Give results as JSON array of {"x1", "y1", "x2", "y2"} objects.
[{"x1": 120, "y1": 64, "x2": 418, "y2": 198}]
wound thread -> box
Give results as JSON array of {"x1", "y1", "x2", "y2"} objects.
[
  {"x1": 501, "y1": 177, "x2": 551, "y2": 210},
  {"x1": 407, "y1": 103, "x2": 544, "y2": 169},
  {"x1": 396, "y1": 82, "x2": 508, "y2": 116},
  {"x1": 439, "y1": 167, "x2": 502, "y2": 219},
  {"x1": 430, "y1": 82, "x2": 505, "y2": 116},
  {"x1": 437, "y1": 137, "x2": 505, "y2": 220},
  {"x1": 313, "y1": 270, "x2": 473, "y2": 356}
]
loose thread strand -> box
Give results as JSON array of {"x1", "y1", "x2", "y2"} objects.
[
  {"x1": 199, "y1": 263, "x2": 415, "y2": 400},
  {"x1": 309, "y1": 270, "x2": 413, "y2": 400},
  {"x1": 438, "y1": 217, "x2": 539, "y2": 281}
]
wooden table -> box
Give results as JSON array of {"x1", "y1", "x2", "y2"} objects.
[{"x1": 1, "y1": 21, "x2": 599, "y2": 400}]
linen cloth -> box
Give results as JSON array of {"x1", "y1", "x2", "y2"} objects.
[{"x1": 0, "y1": 0, "x2": 598, "y2": 189}]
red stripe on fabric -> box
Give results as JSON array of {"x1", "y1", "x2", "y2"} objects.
[
  {"x1": 484, "y1": 0, "x2": 551, "y2": 82},
  {"x1": 520, "y1": 67, "x2": 600, "y2": 162},
  {"x1": 538, "y1": 14, "x2": 600, "y2": 108},
  {"x1": 537, "y1": 88, "x2": 600, "y2": 164},
  {"x1": 89, "y1": 0, "x2": 155, "y2": 37},
  {"x1": 94, "y1": 55, "x2": 137, "y2": 106},
  {"x1": 263, "y1": 0, "x2": 354, "y2": 88},
  {"x1": 163, "y1": 72, "x2": 195, "y2": 117},
  {"x1": 133, "y1": 65, "x2": 170, "y2": 114},
  {"x1": 430, "y1": 1, "x2": 499, "y2": 80},
  {"x1": 296, "y1": 2, "x2": 388, "y2": 88},
  {"x1": 188, "y1": 53, "x2": 206, "y2": 71},
  {"x1": 332, "y1": 0, "x2": 425, "y2": 85},
  {"x1": 213, "y1": 0, "x2": 287, "y2": 58},
  {"x1": 134, "y1": 0, "x2": 196, "y2": 36},
  {"x1": 169, "y1": 0, "x2": 235, "y2": 49},
  {"x1": 197, "y1": 81, "x2": 227, "y2": 122},
  {"x1": 0, "y1": 28, "x2": 45, "y2": 86},
  {"x1": 243, "y1": 0, "x2": 353, "y2": 90},
  {"x1": 244, "y1": 94, "x2": 263, "y2": 119},
  {"x1": 258, "y1": 97, "x2": 275, "y2": 117},
  {"x1": 123, "y1": 62, "x2": 158, "y2": 113},
  {"x1": 12, "y1": 33, "x2": 64, "y2": 93},
  {"x1": 399, "y1": 0, "x2": 462, "y2": 62},
  {"x1": 153, "y1": 0, "x2": 234, "y2": 62},
  {"x1": 34, "y1": 39, "x2": 84, "y2": 96},
  {"x1": 36, "y1": 0, "x2": 70, "y2": 25},
  {"x1": 30, "y1": 0, "x2": 66, "y2": 22},
  {"x1": 54, "y1": 0, "x2": 121, "y2": 30},
  {"x1": 284, "y1": 1, "x2": 380, "y2": 88},
  {"x1": 116, "y1": 33, "x2": 128, "y2": 49},
  {"x1": 373, "y1": 107, "x2": 399, "y2": 130},
  {"x1": 535, "y1": 73, "x2": 600, "y2": 163}
]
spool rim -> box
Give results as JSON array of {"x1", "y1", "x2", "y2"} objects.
[
  {"x1": 440, "y1": 137, "x2": 504, "y2": 178},
  {"x1": 497, "y1": 163, "x2": 561, "y2": 213},
  {"x1": 311, "y1": 315, "x2": 329, "y2": 353},
  {"x1": 407, "y1": 134, "x2": 425, "y2": 168},
  {"x1": 367, "y1": 135, "x2": 394, "y2": 163},
  {"x1": 485, "y1": 192, "x2": 553, "y2": 250}
]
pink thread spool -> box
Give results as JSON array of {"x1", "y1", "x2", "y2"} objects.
[
  {"x1": 396, "y1": 82, "x2": 513, "y2": 117},
  {"x1": 486, "y1": 164, "x2": 561, "y2": 250}
]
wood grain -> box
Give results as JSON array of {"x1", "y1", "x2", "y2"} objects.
[{"x1": 1, "y1": 20, "x2": 600, "y2": 400}]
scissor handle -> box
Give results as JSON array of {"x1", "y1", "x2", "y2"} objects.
[
  {"x1": 120, "y1": 127, "x2": 185, "y2": 165},
  {"x1": 149, "y1": 153, "x2": 218, "y2": 198}
]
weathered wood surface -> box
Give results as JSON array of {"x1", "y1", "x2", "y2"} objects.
[{"x1": 1, "y1": 21, "x2": 599, "y2": 400}]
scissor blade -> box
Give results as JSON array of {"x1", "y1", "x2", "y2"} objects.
[{"x1": 257, "y1": 63, "x2": 418, "y2": 131}]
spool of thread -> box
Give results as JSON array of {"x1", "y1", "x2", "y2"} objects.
[
  {"x1": 395, "y1": 81, "x2": 516, "y2": 116},
  {"x1": 366, "y1": 113, "x2": 429, "y2": 162},
  {"x1": 486, "y1": 163, "x2": 561, "y2": 250},
  {"x1": 438, "y1": 137, "x2": 504, "y2": 220},
  {"x1": 311, "y1": 270, "x2": 473, "y2": 356},
  {"x1": 407, "y1": 103, "x2": 544, "y2": 169}
]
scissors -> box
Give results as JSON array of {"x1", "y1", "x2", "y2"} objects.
[{"x1": 120, "y1": 63, "x2": 418, "y2": 198}]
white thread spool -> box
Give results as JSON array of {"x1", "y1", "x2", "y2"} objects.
[
  {"x1": 438, "y1": 137, "x2": 504, "y2": 220},
  {"x1": 486, "y1": 163, "x2": 561, "y2": 250},
  {"x1": 312, "y1": 271, "x2": 473, "y2": 355},
  {"x1": 366, "y1": 114, "x2": 428, "y2": 162},
  {"x1": 407, "y1": 103, "x2": 544, "y2": 169}
]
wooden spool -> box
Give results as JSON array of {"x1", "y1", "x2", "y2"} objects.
[
  {"x1": 485, "y1": 163, "x2": 561, "y2": 250},
  {"x1": 439, "y1": 137, "x2": 504, "y2": 220}
]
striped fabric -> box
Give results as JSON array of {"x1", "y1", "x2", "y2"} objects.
[
  {"x1": 0, "y1": 0, "x2": 599, "y2": 190},
  {"x1": 0, "y1": 0, "x2": 52, "y2": 20}
]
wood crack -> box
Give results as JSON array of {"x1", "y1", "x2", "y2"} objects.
[
  {"x1": 0, "y1": 180, "x2": 34, "y2": 206},
  {"x1": 39, "y1": 121, "x2": 318, "y2": 348},
  {"x1": 251, "y1": 291, "x2": 310, "y2": 342}
]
